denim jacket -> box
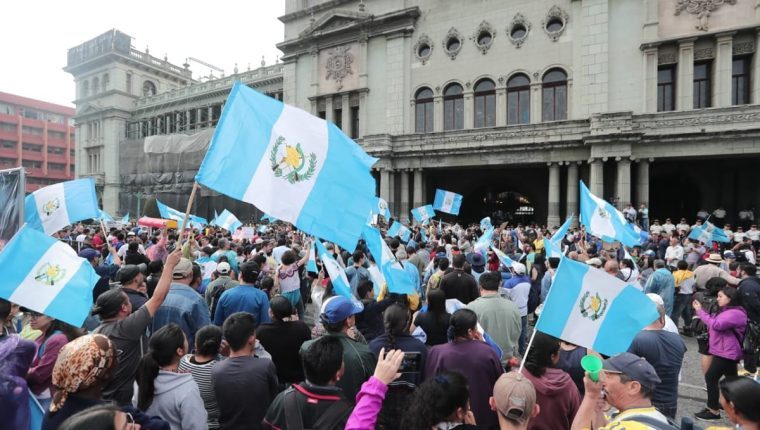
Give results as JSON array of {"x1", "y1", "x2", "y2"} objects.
[{"x1": 152, "y1": 283, "x2": 210, "y2": 349}]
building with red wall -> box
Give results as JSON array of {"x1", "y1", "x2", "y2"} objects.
[{"x1": 0, "y1": 92, "x2": 75, "y2": 192}]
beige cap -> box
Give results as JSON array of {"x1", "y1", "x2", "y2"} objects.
[
  {"x1": 172, "y1": 258, "x2": 193, "y2": 279},
  {"x1": 493, "y1": 372, "x2": 536, "y2": 423}
]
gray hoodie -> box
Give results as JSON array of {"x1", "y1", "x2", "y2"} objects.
[{"x1": 135, "y1": 370, "x2": 208, "y2": 430}]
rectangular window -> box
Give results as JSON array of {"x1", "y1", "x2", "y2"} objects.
[
  {"x1": 693, "y1": 62, "x2": 711, "y2": 109},
  {"x1": 22, "y1": 126, "x2": 43, "y2": 135},
  {"x1": 126, "y1": 73, "x2": 132, "y2": 94},
  {"x1": 732, "y1": 56, "x2": 751, "y2": 105},
  {"x1": 49, "y1": 162, "x2": 66, "y2": 170},
  {"x1": 0, "y1": 122, "x2": 16, "y2": 132},
  {"x1": 1, "y1": 140, "x2": 15, "y2": 148},
  {"x1": 48, "y1": 130, "x2": 66, "y2": 140},
  {"x1": 47, "y1": 146, "x2": 65, "y2": 155},
  {"x1": 22, "y1": 143, "x2": 42, "y2": 152},
  {"x1": 317, "y1": 111, "x2": 326, "y2": 120},
  {"x1": 21, "y1": 160, "x2": 42, "y2": 169},
  {"x1": 657, "y1": 66, "x2": 676, "y2": 112},
  {"x1": 415, "y1": 101, "x2": 434, "y2": 133},
  {"x1": 350, "y1": 106, "x2": 359, "y2": 139},
  {"x1": 333, "y1": 108, "x2": 342, "y2": 130},
  {"x1": 507, "y1": 89, "x2": 530, "y2": 125},
  {"x1": 0, "y1": 103, "x2": 15, "y2": 115},
  {"x1": 474, "y1": 94, "x2": 496, "y2": 128},
  {"x1": 444, "y1": 98, "x2": 464, "y2": 130}
]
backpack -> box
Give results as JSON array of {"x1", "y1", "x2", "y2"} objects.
[
  {"x1": 743, "y1": 320, "x2": 760, "y2": 355},
  {"x1": 209, "y1": 285, "x2": 227, "y2": 321},
  {"x1": 283, "y1": 388, "x2": 352, "y2": 430}
]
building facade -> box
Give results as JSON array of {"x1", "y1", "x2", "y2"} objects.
[
  {"x1": 0, "y1": 92, "x2": 76, "y2": 192},
  {"x1": 67, "y1": 1, "x2": 760, "y2": 226}
]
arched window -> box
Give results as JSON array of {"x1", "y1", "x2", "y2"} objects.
[
  {"x1": 415, "y1": 87, "x2": 434, "y2": 133},
  {"x1": 542, "y1": 69, "x2": 567, "y2": 121},
  {"x1": 81, "y1": 80, "x2": 90, "y2": 98},
  {"x1": 143, "y1": 80, "x2": 157, "y2": 97},
  {"x1": 443, "y1": 83, "x2": 464, "y2": 131},
  {"x1": 92, "y1": 77, "x2": 100, "y2": 95},
  {"x1": 473, "y1": 79, "x2": 495, "y2": 128},
  {"x1": 102, "y1": 73, "x2": 110, "y2": 92},
  {"x1": 507, "y1": 74, "x2": 531, "y2": 125}
]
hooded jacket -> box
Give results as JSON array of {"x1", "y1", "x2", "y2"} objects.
[
  {"x1": 136, "y1": 370, "x2": 207, "y2": 430},
  {"x1": 697, "y1": 305, "x2": 748, "y2": 361},
  {"x1": 522, "y1": 367, "x2": 581, "y2": 430}
]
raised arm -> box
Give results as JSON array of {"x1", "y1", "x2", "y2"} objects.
[{"x1": 144, "y1": 249, "x2": 182, "y2": 316}]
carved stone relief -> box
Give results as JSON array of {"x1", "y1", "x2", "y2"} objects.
[
  {"x1": 507, "y1": 13, "x2": 531, "y2": 48},
  {"x1": 325, "y1": 46, "x2": 354, "y2": 91},
  {"x1": 442, "y1": 27, "x2": 463, "y2": 60},
  {"x1": 542, "y1": 5, "x2": 569, "y2": 42},
  {"x1": 470, "y1": 20, "x2": 495, "y2": 54},
  {"x1": 674, "y1": 0, "x2": 737, "y2": 32},
  {"x1": 413, "y1": 34, "x2": 433, "y2": 64},
  {"x1": 658, "y1": 53, "x2": 678, "y2": 65},
  {"x1": 733, "y1": 41, "x2": 755, "y2": 55},
  {"x1": 694, "y1": 47, "x2": 714, "y2": 60}
]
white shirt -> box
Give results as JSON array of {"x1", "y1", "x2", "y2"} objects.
[
  {"x1": 724, "y1": 229, "x2": 734, "y2": 241},
  {"x1": 734, "y1": 232, "x2": 746, "y2": 243},
  {"x1": 272, "y1": 245, "x2": 291, "y2": 265},
  {"x1": 664, "y1": 245, "x2": 683, "y2": 266},
  {"x1": 747, "y1": 229, "x2": 760, "y2": 241},
  {"x1": 649, "y1": 224, "x2": 663, "y2": 235},
  {"x1": 118, "y1": 242, "x2": 146, "y2": 258},
  {"x1": 662, "y1": 223, "x2": 676, "y2": 234},
  {"x1": 676, "y1": 223, "x2": 690, "y2": 233}
]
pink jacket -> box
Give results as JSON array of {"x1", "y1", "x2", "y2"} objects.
[
  {"x1": 697, "y1": 306, "x2": 747, "y2": 361},
  {"x1": 345, "y1": 377, "x2": 388, "y2": 430}
]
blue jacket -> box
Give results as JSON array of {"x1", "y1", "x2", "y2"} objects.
[
  {"x1": 213, "y1": 284, "x2": 271, "y2": 327},
  {"x1": 645, "y1": 268, "x2": 675, "y2": 315},
  {"x1": 152, "y1": 283, "x2": 210, "y2": 349},
  {"x1": 502, "y1": 274, "x2": 530, "y2": 290}
]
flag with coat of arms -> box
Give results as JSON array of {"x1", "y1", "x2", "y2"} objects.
[
  {"x1": 212, "y1": 209, "x2": 242, "y2": 232},
  {"x1": 196, "y1": 82, "x2": 378, "y2": 250},
  {"x1": 25, "y1": 178, "x2": 100, "y2": 236},
  {"x1": 688, "y1": 220, "x2": 731, "y2": 246},
  {"x1": 579, "y1": 181, "x2": 645, "y2": 248},
  {"x1": 410, "y1": 204, "x2": 435, "y2": 224},
  {"x1": 362, "y1": 225, "x2": 418, "y2": 296},
  {"x1": 155, "y1": 199, "x2": 208, "y2": 228},
  {"x1": 432, "y1": 189, "x2": 463, "y2": 215},
  {"x1": 0, "y1": 225, "x2": 100, "y2": 327},
  {"x1": 387, "y1": 221, "x2": 411, "y2": 242},
  {"x1": 536, "y1": 257, "x2": 659, "y2": 356}
]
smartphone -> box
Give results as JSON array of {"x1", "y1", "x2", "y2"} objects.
[{"x1": 399, "y1": 352, "x2": 422, "y2": 373}]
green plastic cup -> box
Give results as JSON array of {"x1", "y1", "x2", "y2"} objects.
[{"x1": 581, "y1": 354, "x2": 603, "y2": 382}]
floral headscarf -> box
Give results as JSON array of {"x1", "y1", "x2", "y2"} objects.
[{"x1": 50, "y1": 334, "x2": 115, "y2": 413}]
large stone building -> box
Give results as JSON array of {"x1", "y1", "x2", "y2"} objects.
[{"x1": 66, "y1": 1, "x2": 760, "y2": 226}]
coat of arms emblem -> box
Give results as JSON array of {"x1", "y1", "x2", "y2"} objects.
[
  {"x1": 34, "y1": 263, "x2": 67, "y2": 286},
  {"x1": 579, "y1": 291, "x2": 608, "y2": 321},
  {"x1": 270, "y1": 136, "x2": 317, "y2": 184},
  {"x1": 325, "y1": 46, "x2": 354, "y2": 90},
  {"x1": 42, "y1": 198, "x2": 60, "y2": 217}
]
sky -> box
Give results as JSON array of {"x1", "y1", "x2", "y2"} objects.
[{"x1": 1, "y1": 1, "x2": 286, "y2": 107}]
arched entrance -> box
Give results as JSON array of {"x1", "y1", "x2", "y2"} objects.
[{"x1": 460, "y1": 187, "x2": 536, "y2": 225}]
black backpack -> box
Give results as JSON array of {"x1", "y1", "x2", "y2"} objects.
[{"x1": 283, "y1": 389, "x2": 352, "y2": 430}]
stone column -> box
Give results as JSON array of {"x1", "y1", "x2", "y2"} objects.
[
  {"x1": 400, "y1": 170, "x2": 410, "y2": 224},
  {"x1": 341, "y1": 94, "x2": 351, "y2": 134},
  {"x1": 197, "y1": 107, "x2": 205, "y2": 128},
  {"x1": 433, "y1": 95, "x2": 443, "y2": 132},
  {"x1": 530, "y1": 82, "x2": 542, "y2": 123},
  {"x1": 566, "y1": 161, "x2": 579, "y2": 225},
  {"x1": 413, "y1": 169, "x2": 423, "y2": 209},
  {"x1": 642, "y1": 46, "x2": 659, "y2": 112},
  {"x1": 589, "y1": 158, "x2": 604, "y2": 196},
  {"x1": 389, "y1": 171, "x2": 396, "y2": 217},
  {"x1": 463, "y1": 89, "x2": 474, "y2": 129},
  {"x1": 325, "y1": 97, "x2": 334, "y2": 123},
  {"x1": 495, "y1": 85, "x2": 507, "y2": 127},
  {"x1": 547, "y1": 163, "x2": 561, "y2": 227},
  {"x1": 380, "y1": 169, "x2": 391, "y2": 203},
  {"x1": 715, "y1": 32, "x2": 735, "y2": 108},
  {"x1": 359, "y1": 92, "x2": 368, "y2": 138},
  {"x1": 677, "y1": 38, "x2": 696, "y2": 110},
  {"x1": 616, "y1": 157, "x2": 631, "y2": 209},
  {"x1": 636, "y1": 158, "x2": 651, "y2": 206}
]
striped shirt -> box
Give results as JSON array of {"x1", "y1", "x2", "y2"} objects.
[{"x1": 179, "y1": 355, "x2": 220, "y2": 430}]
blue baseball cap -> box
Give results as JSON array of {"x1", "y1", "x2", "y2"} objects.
[
  {"x1": 603, "y1": 352, "x2": 661, "y2": 390},
  {"x1": 320, "y1": 296, "x2": 364, "y2": 325},
  {"x1": 78, "y1": 248, "x2": 100, "y2": 261}
]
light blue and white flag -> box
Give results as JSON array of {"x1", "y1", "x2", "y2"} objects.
[
  {"x1": 688, "y1": 221, "x2": 731, "y2": 246},
  {"x1": 474, "y1": 227, "x2": 494, "y2": 253},
  {"x1": 306, "y1": 241, "x2": 318, "y2": 273},
  {"x1": 98, "y1": 209, "x2": 114, "y2": 222},
  {"x1": 0, "y1": 225, "x2": 100, "y2": 327},
  {"x1": 25, "y1": 178, "x2": 99, "y2": 235},
  {"x1": 536, "y1": 257, "x2": 659, "y2": 356},
  {"x1": 371, "y1": 197, "x2": 391, "y2": 220},
  {"x1": 155, "y1": 199, "x2": 208, "y2": 228},
  {"x1": 480, "y1": 216, "x2": 493, "y2": 232},
  {"x1": 121, "y1": 213, "x2": 130, "y2": 225},
  {"x1": 411, "y1": 204, "x2": 435, "y2": 224},
  {"x1": 212, "y1": 209, "x2": 220, "y2": 225},
  {"x1": 548, "y1": 216, "x2": 573, "y2": 258},
  {"x1": 196, "y1": 82, "x2": 378, "y2": 250},
  {"x1": 212, "y1": 209, "x2": 242, "y2": 232},
  {"x1": 579, "y1": 181, "x2": 644, "y2": 248},
  {"x1": 491, "y1": 246, "x2": 518, "y2": 271},
  {"x1": 261, "y1": 213, "x2": 278, "y2": 223},
  {"x1": 433, "y1": 189, "x2": 463, "y2": 215},
  {"x1": 258, "y1": 225, "x2": 269, "y2": 234},
  {"x1": 387, "y1": 221, "x2": 411, "y2": 242},
  {"x1": 315, "y1": 240, "x2": 364, "y2": 310},
  {"x1": 362, "y1": 225, "x2": 417, "y2": 295},
  {"x1": 420, "y1": 228, "x2": 428, "y2": 244}
]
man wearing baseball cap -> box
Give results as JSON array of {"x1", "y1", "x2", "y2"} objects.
[
  {"x1": 571, "y1": 352, "x2": 668, "y2": 430},
  {"x1": 300, "y1": 296, "x2": 375, "y2": 402},
  {"x1": 490, "y1": 371, "x2": 540, "y2": 429}
]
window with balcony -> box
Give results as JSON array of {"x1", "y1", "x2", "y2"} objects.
[
  {"x1": 507, "y1": 74, "x2": 531, "y2": 125},
  {"x1": 415, "y1": 87, "x2": 434, "y2": 133},
  {"x1": 473, "y1": 79, "x2": 496, "y2": 128}
]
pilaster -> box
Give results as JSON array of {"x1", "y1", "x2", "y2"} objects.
[
  {"x1": 715, "y1": 32, "x2": 736, "y2": 107},
  {"x1": 677, "y1": 38, "x2": 697, "y2": 110}
]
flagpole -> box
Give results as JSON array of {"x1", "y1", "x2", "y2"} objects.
[
  {"x1": 518, "y1": 328, "x2": 539, "y2": 375},
  {"x1": 178, "y1": 182, "x2": 199, "y2": 243}
]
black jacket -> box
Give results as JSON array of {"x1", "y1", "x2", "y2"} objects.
[
  {"x1": 738, "y1": 276, "x2": 760, "y2": 323},
  {"x1": 263, "y1": 382, "x2": 351, "y2": 430}
]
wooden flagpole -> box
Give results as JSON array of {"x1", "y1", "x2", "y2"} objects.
[{"x1": 178, "y1": 182, "x2": 199, "y2": 244}]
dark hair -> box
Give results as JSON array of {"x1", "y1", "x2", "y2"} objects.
[
  {"x1": 352, "y1": 250, "x2": 365, "y2": 263},
  {"x1": 0, "y1": 298, "x2": 12, "y2": 321},
  {"x1": 720, "y1": 376, "x2": 760, "y2": 423},
  {"x1": 677, "y1": 260, "x2": 688, "y2": 270},
  {"x1": 301, "y1": 335, "x2": 344, "y2": 386},
  {"x1": 277, "y1": 237, "x2": 287, "y2": 247},
  {"x1": 448, "y1": 308, "x2": 478, "y2": 340},
  {"x1": 239, "y1": 261, "x2": 260, "y2": 284},
  {"x1": 128, "y1": 241, "x2": 139, "y2": 253},
  {"x1": 270, "y1": 296, "x2": 294, "y2": 320},
  {"x1": 42, "y1": 319, "x2": 84, "y2": 343},
  {"x1": 427, "y1": 289, "x2": 448, "y2": 316},
  {"x1": 357, "y1": 280, "x2": 374, "y2": 299},
  {"x1": 400, "y1": 372, "x2": 469, "y2": 430},
  {"x1": 59, "y1": 404, "x2": 120, "y2": 430},
  {"x1": 452, "y1": 254, "x2": 466, "y2": 269},
  {"x1": 252, "y1": 254, "x2": 267, "y2": 267},
  {"x1": 260, "y1": 276, "x2": 274, "y2": 291},
  {"x1": 719, "y1": 287, "x2": 740, "y2": 307},
  {"x1": 740, "y1": 262, "x2": 757, "y2": 277},
  {"x1": 383, "y1": 304, "x2": 411, "y2": 348},
  {"x1": 191, "y1": 263, "x2": 202, "y2": 285},
  {"x1": 136, "y1": 324, "x2": 186, "y2": 410},
  {"x1": 524, "y1": 332, "x2": 560, "y2": 377},
  {"x1": 281, "y1": 250, "x2": 297, "y2": 266},
  {"x1": 195, "y1": 325, "x2": 222, "y2": 357},
  {"x1": 548, "y1": 257, "x2": 561, "y2": 269},
  {"x1": 91, "y1": 288, "x2": 128, "y2": 319},
  {"x1": 437, "y1": 257, "x2": 450, "y2": 271},
  {"x1": 478, "y1": 271, "x2": 501, "y2": 291},
  {"x1": 223, "y1": 312, "x2": 256, "y2": 351},
  {"x1": 706, "y1": 277, "x2": 728, "y2": 296},
  {"x1": 147, "y1": 260, "x2": 163, "y2": 275}
]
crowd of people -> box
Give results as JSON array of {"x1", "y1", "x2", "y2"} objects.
[{"x1": 1, "y1": 213, "x2": 760, "y2": 430}]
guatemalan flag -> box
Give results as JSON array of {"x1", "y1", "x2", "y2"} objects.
[
  {"x1": 474, "y1": 227, "x2": 494, "y2": 253},
  {"x1": 315, "y1": 240, "x2": 364, "y2": 311},
  {"x1": 688, "y1": 221, "x2": 731, "y2": 246},
  {"x1": 121, "y1": 213, "x2": 130, "y2": 224},
  {"x1": 536, "y1": 257, "x2": 659, "y2": 356},
  {"x1": 548, "y1": 216, "x2": 573, "y2": 258},
  {"x1": 411, "y1": 204, "x2": 435, "y2": 224},
  {"x1": 98, "y1": 209, "x2": 114, "y2": 222},
  {"x1": 25, "y1": 178, "x2": 99, "y2": 236},
  {"x1": 362, "y1": 225, "x2": 417, "y2": 295},
  {"x1": 371, "y1": 197, "x2": 391, "y2": 220},
  {"x1": 0, "y1": 226, "x2": 100, "y2": 327},
  {"x1": 579, "y1": 181, "x2": 644, "y2": 248},
  {"x1": 155, "y1": 199, "x2": 208, "y2": 228},
  {"x1": 212, "y1": 209, "x2": 242, "y2": 232},
  {"x1": 196, "y1": 82, "x2": 378, "y2": 250},
  {"x1": 387, "y1": 221, "x2": 411, "y2": 242},
  {"x1": 491, "y1": 246, "x2": 519, "y2": 271},
  {"x1": 306, "y1": 240, "x2": 318, "y2": 273},
  {"x1": 433, "y1": 189, "x2": 463, "y2": 215}
]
